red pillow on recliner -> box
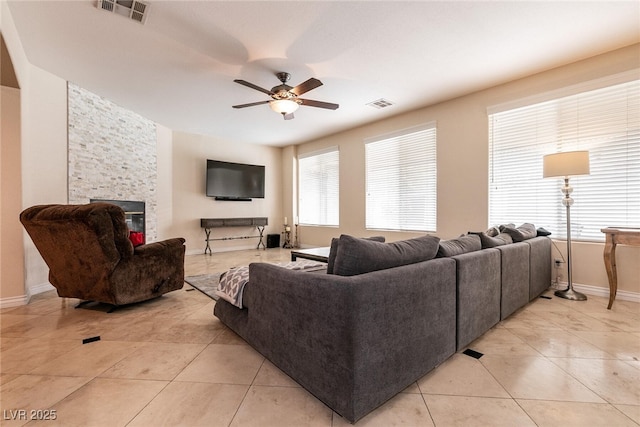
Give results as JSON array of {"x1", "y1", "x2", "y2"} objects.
[{"x1": 128, "y1": 231, "x2": 145, "y2": 247}]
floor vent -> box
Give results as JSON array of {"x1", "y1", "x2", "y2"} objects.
[
  {"x1": 98, "y1": 0, "x2": 149, "y2": 24},
  {"x1": 367, "y1": 98, "x2": 394, "y2": 109}
]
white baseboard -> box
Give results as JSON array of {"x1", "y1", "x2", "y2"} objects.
[
  {"x1": 29, "y1": 282, "x2": 55, "y2": 296},
  {"x1": 0, "y1": 282, "x2": 55, "y2": 308},
  {"x1": 554, "y1": 281, "x2": 640, "y2": 304},
  {"x1": 186, "y1": 245, "x2": 282, "y2": 256},
  {"x1": 0, "y1": 294, "x2": 29, "y2": 309}
]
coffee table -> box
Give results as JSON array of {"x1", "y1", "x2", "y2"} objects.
[{"x1": 290, "y1": 247, "x2": 330, "y2": 263}]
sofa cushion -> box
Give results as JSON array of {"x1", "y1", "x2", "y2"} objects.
[
  {"x1": 436, "y1": 234, "x2": 482, "y2": 257},
  {"x1": 332, "y1": 234, "x2": 440, "y2": 276},
  {"x1": 469, "y1": 231, "x2": 513, "y2": 248},
  {"x1": 327, "y1": 236, "x2": 385, "y2": 274},
  {"x1": 502, "y1": 223, "x2": 537, "y2": 242},
  {"x1": 485, "y1": 226, "x2": 500, "y2": 237}
]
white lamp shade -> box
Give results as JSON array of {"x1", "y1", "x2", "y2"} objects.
[
  {"x1": 543, "y1": 150, "x2": 590, "y2": 178},
  {"x1": 270, "y1": 99, "x2": 300, "y2": 114}
]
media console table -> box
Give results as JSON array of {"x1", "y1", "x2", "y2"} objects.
[
  {"x1": 601, "y1": 227, "x2": 640, "y2": 309},
  {"x1": 201, "y1": 217, "x2": 268, "y2": 255}
]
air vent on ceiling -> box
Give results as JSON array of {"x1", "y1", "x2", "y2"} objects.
[
  {"x1": 367, "y1": 98, "x2": 394, "y2": 109},
  {"x1": 98, "y1": 0, "x2": 149, "y2": 24}
]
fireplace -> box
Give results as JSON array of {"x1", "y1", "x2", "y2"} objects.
[{"x1": 90, "y1": 199, "x2": 145, "y2": 243}]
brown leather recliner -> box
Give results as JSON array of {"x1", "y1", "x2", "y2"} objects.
[{"x1": 20, "y1": 203, "x2": 186, "y2": 307}]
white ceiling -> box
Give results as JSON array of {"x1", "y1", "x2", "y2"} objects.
[{"x1": 6, "y1": 1, "x2": 640, "y2": 147}]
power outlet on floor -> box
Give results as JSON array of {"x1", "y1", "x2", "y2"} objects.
[{"x1": 553, "y1": 258, "x2": 565, "y2": 288}]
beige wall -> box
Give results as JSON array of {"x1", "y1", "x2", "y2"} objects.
[
  {"x1": 170, "y1": 131, "x2": 283, "y2": 255},
  {"x1": 1, "y1": 86, "x2": 25, "y2": 305},
  {"x1": 289, "y1": 44, "x2": 640, "y2": 296},
  {"x1": 3, "y1": 0, "x2": 638, "y2": 302},
  {"x1": 18, "y1": 66, "x2": 68, "y2": 295},
  {"x1": 2, "y1": 3, "x2": 68, "y2": 301},
  {"x1": 3, "y1": 0, "x2": 284, "y2": 298},
  {"x1": 156, "y1": 123, "x2": 174, "y2": 240}
]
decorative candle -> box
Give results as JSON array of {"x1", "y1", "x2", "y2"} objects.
[{"x1": 284, "y1": 217, "x2": 288, "y2": 225}]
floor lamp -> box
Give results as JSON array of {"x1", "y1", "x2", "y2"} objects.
[{"x1": 543, "y1": 150, "x2": 590, "y2": 301}]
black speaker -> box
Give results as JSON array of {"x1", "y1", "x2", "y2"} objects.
[{"x1": 266, "y1": 234, "x2": 280, "y2": 248}]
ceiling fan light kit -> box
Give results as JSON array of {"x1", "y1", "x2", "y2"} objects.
[
  {"x1": 233, "y1": 72, "x2": 339, "y2": 120},
  {"x1": 270, "y1": 99, "x2": 300, "y2": 115}
]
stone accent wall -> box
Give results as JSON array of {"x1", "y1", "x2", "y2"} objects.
[{"x1": 68, "y1": 83, "x2": 158, "y2": 241}]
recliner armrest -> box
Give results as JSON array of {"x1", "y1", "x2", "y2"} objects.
[{"x1": 133, "y1": 238, "x2": 186, "y2": 257}]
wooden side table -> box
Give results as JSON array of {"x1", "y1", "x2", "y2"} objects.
[{"x1": 601, "y1": 227, "x2": 640, "y2": 309}]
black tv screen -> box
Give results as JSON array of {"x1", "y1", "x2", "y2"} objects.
[{"x1": 206, "y1": 159, "x2": 265, "y2": 200}]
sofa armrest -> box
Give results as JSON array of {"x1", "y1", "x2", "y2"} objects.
[
  {"x1": 527, "y1": 236, "x2": 552, "y2": 300},
  {"x1": 242, "y1": 257, "x2": 456, "y2": 422}
]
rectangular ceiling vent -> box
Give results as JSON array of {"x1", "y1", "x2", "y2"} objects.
[
  {"x1": 98, "y1": 0, "x2": 149, "y2": 24},
  {"x1": 367, "y1": 98, "x2": 394, "y2": 109}
]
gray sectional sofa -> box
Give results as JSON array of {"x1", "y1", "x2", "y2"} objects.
[{"x1": 214, "y1": 225, "x2": 551, "y2": 423}]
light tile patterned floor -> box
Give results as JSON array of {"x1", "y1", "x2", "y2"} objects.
[{"x1": 1, "y1": 248, "x2": 638, "y2": 426}]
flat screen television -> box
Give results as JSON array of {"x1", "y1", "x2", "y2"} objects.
[{"x1": 206, "y1": 159, "x2": 265, "y2": 201}]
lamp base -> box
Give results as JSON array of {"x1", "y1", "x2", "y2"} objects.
[{"x1": 554, "y1": 287, "x2": 587, "y2": 301}]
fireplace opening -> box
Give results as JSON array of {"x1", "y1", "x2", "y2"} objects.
[{"x1": 90, "y1": 199, "x2": 145, "y2": 244}]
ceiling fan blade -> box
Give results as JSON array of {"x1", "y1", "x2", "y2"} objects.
[
  {"x1": 299, "y1": 99, "x2": 339, "y2": 110},
  {"x1": 232, "y1": 100, "x2": 270, "y2": 109},
  {"x1": 234, "y1": 79, "x2": 275, "y2": 96},
  {"x1": 283, "y1": 113, "x2": 294, "y2": 120},
  {"x1": 290, "y1": 78, "x2": 323, "y2": 96}
]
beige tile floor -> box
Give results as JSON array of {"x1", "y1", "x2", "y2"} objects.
[{"x1": 1, "y1": 248, "x2": 639, "y2": 426}]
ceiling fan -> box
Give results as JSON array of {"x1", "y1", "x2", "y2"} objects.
[{"x1": 232, "y1": 72, "x2": 339, "y2": 120}]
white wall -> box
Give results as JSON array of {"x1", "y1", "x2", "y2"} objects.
[
  {"x1": 288, "y1": 44, "x2": 640, "y2": 297},
  {"x1": 171, "y1": 131, "x2": 283, "y2": 255}
]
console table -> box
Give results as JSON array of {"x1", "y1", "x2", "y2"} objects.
[
  {"x1": 601, "y1": 227, "x2": 640, "y2": 309},
  {"x1": 201, "y1": 217, "x2": 268, "y2": 255}
]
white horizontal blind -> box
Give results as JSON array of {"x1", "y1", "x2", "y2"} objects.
[
  {"x1": 365, "y1": 124, "x2": 437, "y2": 232},
  {"x1": 298, "y1": 147, "x2": 339, "y2": 226},
  {"x1": 489, "y1": 79, "x2": 640, "y2": 241}
]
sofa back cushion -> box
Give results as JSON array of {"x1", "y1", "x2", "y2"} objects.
[
  {"x1": 332, "y1": 234, "x2": 440, "y2": 276},
  {"x1": 327, "y1": 235, "x2": 385, "y2": 274},
  {"x1": 436, "y1": 234, "x2": 482, "y2": 257}
]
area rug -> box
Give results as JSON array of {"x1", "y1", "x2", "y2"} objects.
[{"x1": 184, "y1": 273, "x2": 222, "y2": 300}]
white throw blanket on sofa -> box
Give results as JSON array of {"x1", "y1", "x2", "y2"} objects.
[{"x1": 216, "y1": 260, "x2": 326, "y2": 308}]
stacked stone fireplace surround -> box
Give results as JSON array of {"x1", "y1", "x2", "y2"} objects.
[{"x1": 67, "y1": 83, "x2": 158, "y2": 241}]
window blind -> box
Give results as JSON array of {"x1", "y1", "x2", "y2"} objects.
[
  {"x1": 298, "y1": 147, "x2": 339, "y2": 226},
  {"x1": 365, "y1": 124, "x2": 437, "y2": 232},
  {"x1": 489, "y1": 79, "x2": 640, "y2": 241}
]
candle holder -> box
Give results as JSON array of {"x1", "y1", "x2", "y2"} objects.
[
  {"x1": 282, "y1": 223, "x2": 292, "y2": 249},
  {"x1": 293, "y1": 223, "x2": 300, "y2": 248}
]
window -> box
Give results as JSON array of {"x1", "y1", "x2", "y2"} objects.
[
  {"x1": 298, "y1": 147, "x2": 339, "y2": 226},
  {"x1": 489, "y1": 79, "x2": 640, "y2": 241},
  {"x1": 365, "y1": 124, "x2": 437, "y2": 232}
]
